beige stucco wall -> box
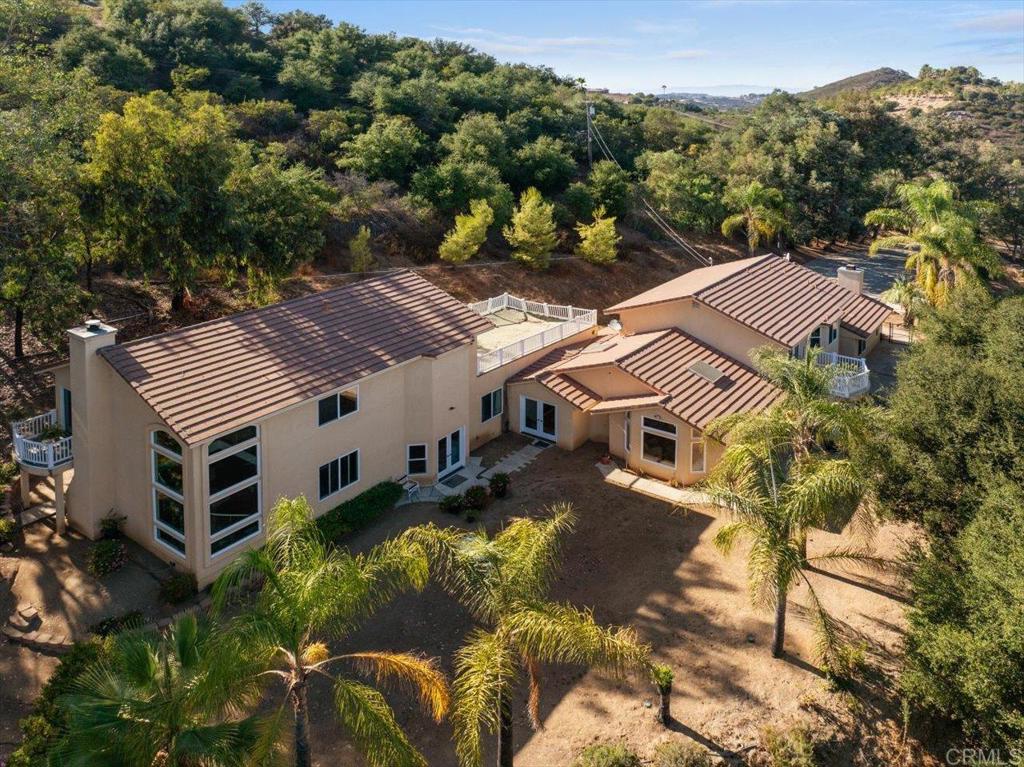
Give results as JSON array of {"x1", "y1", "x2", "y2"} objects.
[
  {"x1": 469, "y1": 324, "x2": 600, "y2": 449},
  {"x1": 507, "y1": 381, "x2": 587, "y2": 451},
  {"x1": 612, "y1": 299, "x2": 784, "y2": 364},
  {"x1": 608, "y1": 408, "x2": 725, "y2": 487},
  {"x1": 838, "y1": 327, "x2": 880, "y2": 357}
]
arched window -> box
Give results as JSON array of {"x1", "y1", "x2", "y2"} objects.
[{"x1": 152, "y1": 429, "x2": 185, "y2": 556}]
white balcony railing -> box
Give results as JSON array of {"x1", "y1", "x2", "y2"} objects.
[
  {"x1": 817, "y1": 352, "x2": 871, "y2": 398},
  {"x1": 470, "y1": 293, "x2": 598, "y2": 374},
  {"x1": 11, "y1": 410, "x2": 73, "y2": 470}
]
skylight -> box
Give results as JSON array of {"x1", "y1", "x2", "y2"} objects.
[{"x1": 688, "y1": 360, "x2": 725, "y2": 384}]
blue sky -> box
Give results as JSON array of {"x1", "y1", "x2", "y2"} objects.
[{"x1": 237, "y1": 1, "x2": 1024, "y2": 94}]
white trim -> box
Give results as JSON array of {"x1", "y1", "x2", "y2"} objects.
[
  {"x1": 520, "y1": 396, "x2": 557, "y2": 440},
  {"x1": 318, "y1": 448, "x2": 361, "y2": 501},
  {"x1": 206, "y1": 424, "x2": 263, "y2": 559},
  {"x1": 317, "y1": 384, "x2": 360, "y2": 427},
  {"x1": 437, "y1": 427, "x2": 467, "y2": 478},
  {"x1": 480, "y1": 388, "x2": 503, "y2": 423},
  {"x1": 406, "y1": 443, "x2": 429, "y2": 476},
  {"x1": 689, "y1": 426, "x2": 706, "y2": 474},
  {"x1": 640, "y1": 417, "x2": 677, "y2": 468},
  {"x1": 150, "y1": 428, "x2": 186, "y2": 559}
]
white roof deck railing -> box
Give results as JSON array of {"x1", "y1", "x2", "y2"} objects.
[
  {"x1": 470, "y1": 293, "x2": 598, "y2": 374},
  {"x1": 816, "y1": 352, "x2": 871, "y2": 399},
  {"x1": 11, "y1": 409, "x2": 73, "y2": 470}
]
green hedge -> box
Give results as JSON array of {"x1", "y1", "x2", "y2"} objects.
[{"x1": 315, "y1": 481, "x2": 403, "y2": 542}]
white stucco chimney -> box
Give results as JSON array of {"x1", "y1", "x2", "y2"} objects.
[
  {"x1": 837, "y1": 264, "x2": 864, "y2": 295},
  {"x1": 67, "y1": 321, "x2": 117, "y2": 539}
]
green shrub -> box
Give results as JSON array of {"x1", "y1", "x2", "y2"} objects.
[
  {"x1": 489, "y1": 472, "x2": 510, "y2": 498},
  {"x1": 315, "y1": 481, "x2": 402, "y2": 542},
  {"x1": 759, "y1": 724, "x2": 818, "y2": 767},
  {"x1": 652, "y1": 741, "x2": 712, "y2": 767},
  {"x1": 464, "y1": 485, "x2": 489, "y2": 512},
  {"x1": 158, "y1": 572, "x2": 198, "y2": 604},
  {"x1": 573, "y1": 743, "x2": 642, "y2": 767},
  {"x1": 651, "y1": 663, "x2": 674, "y2": 689},
  {"x1": 822, "y1": 641, "x2": 867, "y2": 689},
  {"x1": 8, "y1": 637, "x2": 113, "y2": 767},
  {"x1": 89, "y1": 610, "x2": 144, "y2": 637},
  {"x1": 99, "y1": 511, "x2": 125, "y2": 540},
  {"x1": 0, "y1": 459, "x2": 17, "y2": 486},
  {"x1": 0, "y1": 516, "x2": 16, "y2": 543},
  {"x1": 86, "y1": 539, "x2": 126, "y2": 577},
  {"x1": 439, "y1": 493, "x2": 465, "y2": 515}
]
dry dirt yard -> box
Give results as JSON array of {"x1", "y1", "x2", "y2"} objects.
[{"x1": 305, "y1": 443, "x2": 941, "y2": 767}]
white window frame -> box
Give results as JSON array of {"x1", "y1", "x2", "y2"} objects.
[
  {"x1": 317, "y1": 385, "x2": 360, "y2": 427},
  {"x1": 828, "y1": 322, "x2": 838, "y2": 345},
  {"x1": 623, "y1": 411, "x2": 631, "y2": 454},
  {"x1": 318, "y1": 449, "x2": 360, "y2": 501},
  {"x1": 809, "y1": 326, "x2": 822, "y2": 349},
  {"x1": 481, "y1": 388, "x2": 503, "y2": 423},
  {"x1": 520, "y1": 396, "x2": 557, "y2": 440},
  {"x1": 406, "y1": 443, "x2": 428, "y2": 476},
  {"x1": 151, "y1": 429, "x2": 186, "y2": 559},
  {"x1": 640, "y1": 416, "x2": 677, "y2": 468},
  {"x1": 689, "y1": 426, "x2": 706, "y2": 474},
  {"x1": 207, "y1": 425, "x2": 262, "y2": 559}
]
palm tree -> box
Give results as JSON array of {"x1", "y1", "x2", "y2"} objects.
[
  {"x1": 51, "y1": 614, "x2": 266, "y2": 766},
  {"x1": 703, "y1": 450, "x2": 882, "y2": 661},
  {"x1": 212, "y1": 496, "x2": 449, "y2": 767},
  {"x1": 721, "y1": 181, "x2": 788, "y2": 254},
  {"x1": 706, "y1": 347, "x2": 880, "y2": 560},
  {"x1": 880, "y1": 277, "x2": 925, "y2": 327},
  {"x1": 864, "y1": 179, "x2": 1000, "y2": 305},
  {"x1": 407, "y1": 504, "x2": 651, "y2": 767}
]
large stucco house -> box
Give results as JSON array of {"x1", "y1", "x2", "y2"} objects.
[{"x1": 10, "y1": 255, "x2": 890, "y2": 586}]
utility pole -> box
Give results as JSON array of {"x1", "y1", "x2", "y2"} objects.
[{"x1": 585, "y1": 101, "x2": 593, "y2": 169}]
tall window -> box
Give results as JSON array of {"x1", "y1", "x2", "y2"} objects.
[
  {"x1": 641, "y1": 416, "x2": 676, "y2": 467},
  {"x1": 857, "y1": 338, "x2": 867, "y2": 355},
  {"x1": 319, "y1": 450, "x2": 359, "y2": 500},
  {"x1": 809, "y1": 327, "x2": 822, "y2": 349},
  {"x1": 318, "y1": 387, "x2": 358, "y2": 426},
  {"x1": 828, "y1": 323, "x2": 838, "y2": 345},
  {"x1": 208, "y1": 425, "x2": 260, "y2": 556},
  {"x1": 480, "y1": 388, "x2": 503, "y2": 422},
  {"x1": 407, "y1": 444, "x2": 427, "y2": 475},
  {"x1": 690, "y1": 427, "x2": 706, "y2": 473},
  {"x1": 152, "y1": 429, "x2": 185, "y2": 556}
]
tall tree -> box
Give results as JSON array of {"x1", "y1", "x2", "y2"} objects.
[
  {"x1": 407, "y1": 504, "x2": 651, "y2": 767},
  {"x1": 212, "y1": 497, "x2": 449, "y2": 767},
  {"x1": 51, "y1": 614, "x2": 266, "y2": 766},
  {"x1": 720, "y1": 181, "x2": 788, "y2": 254},
  {"x1": 503, "y1": 187, "x2": 557, "y2": 270},
  {"x1": 574, "y1": 206, "x2": 620, "y2": 265},
  {"x1": 439, "y1": 199, "x2": 494, "y2": 264},
  {"x1": 864, "y1": 179, "x2": 1000, "y2": 305},
  {"x1": 81, "y1": 92, "x2": 239, "y2": 311}
]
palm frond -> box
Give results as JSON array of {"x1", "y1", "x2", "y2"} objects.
[
  {"x1": 340, "y1": 651, "x2": 450, "y2": 722},
  {"x1": 505, "y1": 601, "x2": 650, "y2": 678},
  {"x1": 332, "y1": 677, "x2": 427, "y2": 767},
  {"x1": 494, "y1": 503, "x2": 576, "y2": 603},
  {"x1": 451, "y1": 629, "x2": 516, "y2": 767}
]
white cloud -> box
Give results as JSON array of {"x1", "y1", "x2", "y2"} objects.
[
  {"x1": 429, "y1": 25, "x2": 634, "y2": 55},
  {"x1": 666, "y1": 49, "x2": 711, "y2": 60},
  {"x1": 632, "y1": 19, "x2": 697, "y2": 35},
  {"x1": 954, "y1": 9, "x2": 1024, "y2": 32}
]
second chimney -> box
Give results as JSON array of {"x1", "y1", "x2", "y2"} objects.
[{"x1": 837, "y1": 264, "x2": 864, "y2": 295}]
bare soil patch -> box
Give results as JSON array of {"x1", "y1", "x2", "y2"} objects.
[{"x1": 303, "y1": 443, "x2": 943, "y2": 766}]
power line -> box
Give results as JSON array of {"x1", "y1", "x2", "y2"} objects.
[{"x1": 586, "y1": 112, "x2": 713, "y2": 267}]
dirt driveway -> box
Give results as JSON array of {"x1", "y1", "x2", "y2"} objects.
[{"x1": 305, "y1": 443, "x2": 925, "y2": 766}]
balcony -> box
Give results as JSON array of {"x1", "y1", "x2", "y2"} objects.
[
  {"x1": 817, "y1": 352, "x2": 871, "y2": 398},
  {"x1": 470, "y1": 294, "x2": 597, "y2": 374},
  {"x1": 11, "y1": 410, "x2": 73, "y2": 472}
]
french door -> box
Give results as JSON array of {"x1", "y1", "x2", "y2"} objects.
[
  {"x1": 521, "y1": 397, "x2": 556, "y2": 440},
  {"x1": 437, "y1": 427, "x2": 465, "y2": 477}
]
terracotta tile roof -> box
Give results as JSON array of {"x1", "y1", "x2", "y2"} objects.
[
  {"x1": 607, "y1": 255, "x2": 890, "y2": 347},
  {"x1": 617, "y1": 329, "x2": 782, "y2": 431},
  {"x1": 100, "y1": 271, "x2": 493, "y2": 445},
  {"x1": 841, "y1": 293, "x2": 893, "y2": 337},
  {"x1": 507, "y1": 342, "x2": 601, "y2": 410},
  {"x1": 589, "y1": 394, "x2": 668, "y2": 414}
]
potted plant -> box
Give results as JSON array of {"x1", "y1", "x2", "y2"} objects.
[{"x1": 488, "y1": 472, "x2": 511, "y2": 498}]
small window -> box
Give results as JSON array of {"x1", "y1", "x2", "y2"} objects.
[
  {"x1": 857, "y1": 338, "x2": 867, "y2": 356},
  {"x1": 642, "y1": 416, "x2": 676, "y2": 436},
  {"x1": 481, "y1": 389, "x2": 503, "y2": 422},
  {"x1": 318, "y1": 387, "x2": 359, "y2": 426},
  {"x1": 407, "y1": 444, "x2": 428, "y2": 475},
  {"x1": 208, "y1": 426, "x2": 257, "y2": 455},
  {"x1": 690, "y1": 427, "x2": 705, "y2": 473},
  {"x1": 319, "y1": 450, "x2": 359, "y2": 500},
  {"x1": 153, "y1": 430, "x2": 182, "y2": 456},
  {"x1": 809, "y1": 327, "x2": 822, "y2": 349},
  {"x1": 828, "y1": 324, "x2": 838, "y2": 345}
]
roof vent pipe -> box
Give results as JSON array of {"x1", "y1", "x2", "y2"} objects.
[{"x1": 85, "y1": 318, "x2": 103, "y2": 332}]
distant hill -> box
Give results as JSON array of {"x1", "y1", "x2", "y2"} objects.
[{"x1": 801, "y1": 68, "x2": 913, "y2": 99}]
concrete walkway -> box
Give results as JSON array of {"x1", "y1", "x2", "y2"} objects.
[
  {"x1": 480, "y1": 442, "x2": 548, "y2": 479},
  {"x1": 598, "y1": 463, "x2": 711, "y2": 508}
]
